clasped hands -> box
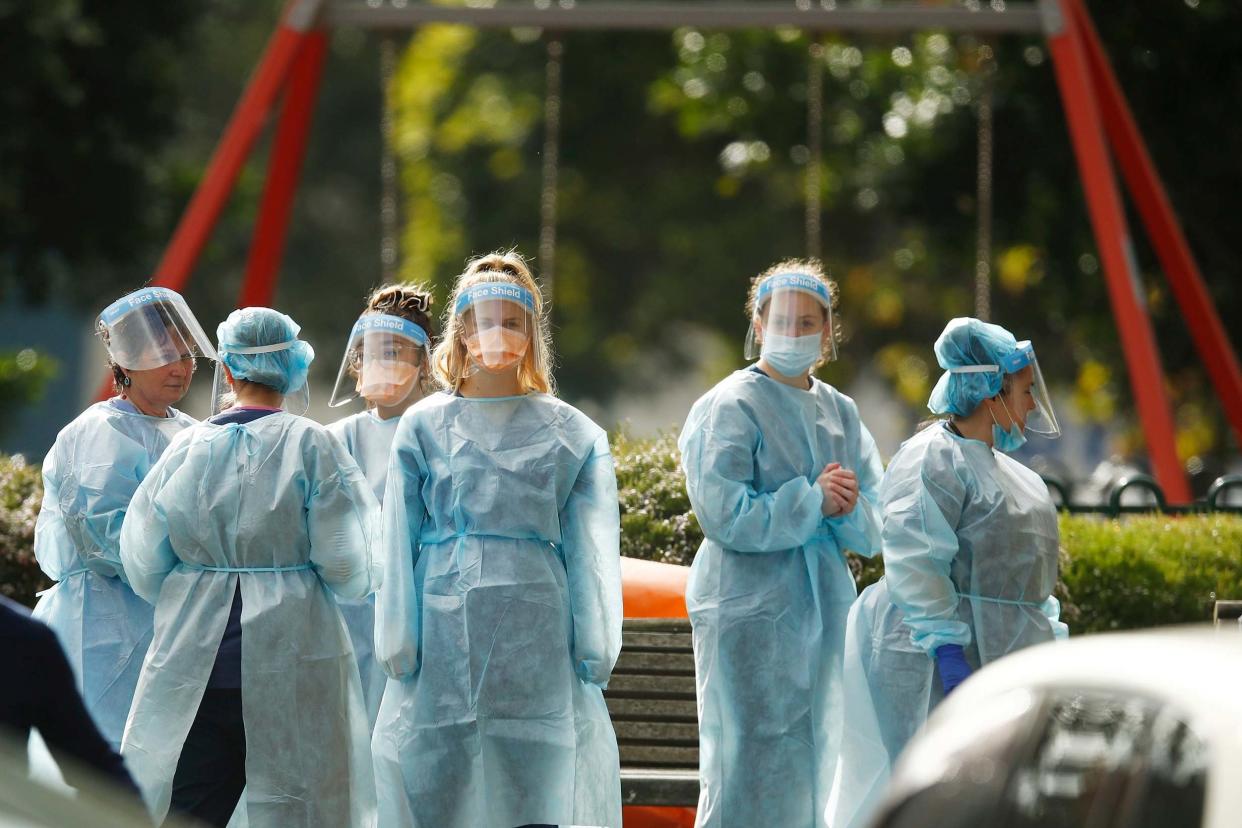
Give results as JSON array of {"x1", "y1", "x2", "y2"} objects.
[{"x1": 817, "y1": 462, "x2": 859, "y2": 517}]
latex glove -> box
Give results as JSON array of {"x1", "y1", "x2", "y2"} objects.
[{"x1": 935, "y1": 643, "x2": 973, "y2": 696}]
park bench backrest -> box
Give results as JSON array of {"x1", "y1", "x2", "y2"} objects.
[{"x1": 604, "y1": 618, "x2": 699, "y2": 771}]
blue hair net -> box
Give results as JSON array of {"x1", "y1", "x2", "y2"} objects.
[
  {"x1": 217, "y1": 307, "x2": 315, "y2": 395},
  {"x1": 927, "y1": 317, "x2": 1020, "y2": 416}
]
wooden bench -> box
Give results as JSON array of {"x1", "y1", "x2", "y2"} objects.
[{"x1": 604, "y1": 618, "x2": 700, "y2": 807}]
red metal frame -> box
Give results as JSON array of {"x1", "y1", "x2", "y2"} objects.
[
  {"x1": 1065, "y1": 0, "x2": 1242, "y2": 449},
  {"x1": 238, "y1": 30, "x2": 329, "y2": 308},
  {"x1": 1046, "y1": 0, "x2": 1190, "y2": 502},
  {"x1": 110, "y1": 0, "x2": 1237, "y2": 503}
]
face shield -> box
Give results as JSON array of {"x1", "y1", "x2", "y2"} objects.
[
  {"x1": 455, "y1": 283, "x2": 535, "y2": 374},
  {"x1": 211, "y1": 340, "x2": 311, "y2": 417},
  {"x1": 952, "y1": 341, "x2": 1060, "y2": 437},
  {"x1": 744, "y1": 272, "x2": 837, "y2": 364},
  {"x1": 1002, "y1": 341, "x2": 1059, "y2": 437},
  {"x1": 329, "y1": 314, "x2": 430, "y2": 408},
  {"x1": 97, "y1": 287, "x2": 218, "y2": 371}
]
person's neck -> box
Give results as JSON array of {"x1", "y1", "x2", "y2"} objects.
[
  {"x1": 459, "y1": 368, "x2": 524, "y2": 398},
  {"x1": 756, "y1": 358, "x2": 812, "y2": 390},
  {"x1": 952, "y1": 408, "x2": 995, "y2": 447},
  {"x1": 233, "y1": 386, "x2": 283, "y2": 409},
  {"x1": 122, "y1": 390, "x2": 170, "y2": 418},
  {"x1": 373, "y1": 392, "x2": 421, "y2": 421}
]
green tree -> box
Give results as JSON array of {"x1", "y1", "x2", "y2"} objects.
[
  {"x1": 0, "y1": 0, "x2": 208, "y2": 303},
  {"x1": 386, "y1": 1, "x2": 1240, "y2": 470}
]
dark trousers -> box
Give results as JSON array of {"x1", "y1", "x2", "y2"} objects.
[{"x1": 171, "y1": 689, "x2": 246, "y2": 828}]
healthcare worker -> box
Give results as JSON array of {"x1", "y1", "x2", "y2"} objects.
[
  {"x1": 679, "y1": 261, "x2": 883, "y2": 828},
  {"x1": 372, "y1": 251, "x2": 623, "y2": 828},
  {"x1": 327, "y1": 284, "x2": 437, "y2": 728},
  {"x1": 831, "y1": 317, "x2": 1067, "y2": 828},
  {"x1": 119, "y1": 307, "x2": 380, "y2": 828},
  {"x1": 33, "y1": 286, "x2": 213, "y2": 750}
]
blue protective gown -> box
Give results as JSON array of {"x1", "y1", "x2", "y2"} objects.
[
  {"x1": 327, "y1": 409, "x2": 402, "y2": 729},
  {"x1": 32, "y1": 399, "x2": 196, "y2": 750},
  {"x1": 830, "y1": 422, "x2": 1066, "y2": 828},
  {"x1": 372, "y1": 392, "x2": 623, "y2": 828},
  {"x1": 118, "y1": 413, "x2": 381, "y2": 827},
  {"x1": 678, "y1": 369, "x2": 883, "y2": 828}
]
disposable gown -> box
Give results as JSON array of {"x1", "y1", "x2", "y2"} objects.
[
  {"x1": 372, "y1": 392, "x2": 623, "y2": 828},
  {"x1": 32, "y1": 399, "x2": 195, "y2": 749},
  {"x1": 678, "y1": 369, "x2": 883, "y2": 828},
  {"x1": 830, "y1": 422, "x2": 1065, "y2": 828},
  {"x1": 328, "y1": 410, "x2": 401, "y2": 728},
  {"x1": 118, "y1": 413, "x2": 381, "y2": 827}
]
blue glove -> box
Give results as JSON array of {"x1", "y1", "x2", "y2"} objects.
[{"x1": 935, "y1": 644, "x2": 973, "y2": 696}]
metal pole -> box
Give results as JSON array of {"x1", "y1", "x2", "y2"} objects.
[
  {"x1": 1067, "y1": 0, "x2": 1242, "y2": 447},
  {"x1": 325, "y1": 1, "x2": 1046, "y2": 33},
  {"x1": 1046, "y1": 0, "x2": 1189, "y2": 502},
  {"x1": 240, "y1": 30, "x2": 330, "y2": 308}
]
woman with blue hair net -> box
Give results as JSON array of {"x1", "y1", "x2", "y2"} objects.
[
  {"x1": 829, "y1": 317, "x2": 1066, "y2": 828},
  {"x1": 371, "y1": 251, "x2": 622, "y2": 828},
  {"x1": 119, "y1": 307, "x2": 381, "y2": 828},
  {"x1": 327, "y1": 284, "x2": 438, "y2": 730},
  {"x1": 33, "y1": 286, "x2": 214, "y2": 752},
  {"x1": 679, "y1": 260, "x2": 883, "y2": 828}
]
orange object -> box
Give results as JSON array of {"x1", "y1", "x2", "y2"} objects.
[
  {"x1": 624, "y1": 805, "x2": 697, "y2": 828},
  {"x1": 620, "y1": 556, "x2": 696, "y2": 826},
  {"x1": 620, "y1": 556, "x2": 689, "y2": 619}
]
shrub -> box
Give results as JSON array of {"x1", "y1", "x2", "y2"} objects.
[
  {"x1": 1058, "y1": 514, "x2": 1242, "y2": 633},
  {"x1": 613, "y1": 431, "x2": 701, "y2": 566},
  {"x1": 0, "y1": 453, "x2": 49, "y2": 607}
]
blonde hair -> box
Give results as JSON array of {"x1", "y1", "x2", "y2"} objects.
[
  {"x1": 358, "y1": 282, "x2": 440, "y2": 396},
  {"x1": 431, "y1": 250, "x2": 554, "y2": 394},
  {"x1": 745, "y1": 258, "x2": 842, "y2": 369}
]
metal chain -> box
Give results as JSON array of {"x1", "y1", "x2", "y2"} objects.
[
  {"x1": 806, "y1": 40, "x2": 824, "y2": 261},
  {"x1": 380, "y1": 34, "x2": 399, "y2": 283},
  {"x1": 974, "y1": 43, "x2": 995, "y2": 321},
  {"x1": 539, "y1": 37, "x2": 563, "y2": 303}
]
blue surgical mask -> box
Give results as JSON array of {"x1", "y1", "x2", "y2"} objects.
[
  {"x1": 761, "y1": 332, "x2": 822, "y2": 377},
  {"x1": 989, "y1": 398, "x2": 1028, "y2": 452}
]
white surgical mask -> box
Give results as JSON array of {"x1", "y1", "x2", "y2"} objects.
[{"x1": 761, "y1": 332, "x2": 822, "y2": 377}]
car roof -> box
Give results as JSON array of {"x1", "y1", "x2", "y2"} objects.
[
  {"x1": 940, "y1": 625, "x2": 1242, "y2": 717},
  {"x1": 895, "y1": 625, "x2": 1242, "y2": 828}
]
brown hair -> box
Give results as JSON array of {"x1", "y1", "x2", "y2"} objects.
[
  {"x1": 745, "y1": 258, "x2": 841, "y2": 369},
  {"x1": 358, "y1": 282, "x2": 439, "y2": 395},
  {"x1": 431, "y1": 250, "x2": 553, "y2": 395}
]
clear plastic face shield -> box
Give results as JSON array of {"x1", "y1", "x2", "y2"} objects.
[
  {"x1": 97, "y1": 287, "x2": 218, "y2": 372},
  {"x1": 455, "y1": 282, "x2": 535, "y2": 375},
  {"x1": 953, "y1": 341, "x2": 1060, "y2": 437},
  {"x1": 743, "y1": 272, "x2": 837, "y2": 364},
  {"x1": 210, "y1": 340, "x2": 311, "y2": 417},
  {"x1": 329, "y1": 314, "x2": 430, "y2": 409}
]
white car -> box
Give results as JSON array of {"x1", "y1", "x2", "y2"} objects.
[{"x1": 866, "y1": 627, "x2": 1242, "y2": 828}]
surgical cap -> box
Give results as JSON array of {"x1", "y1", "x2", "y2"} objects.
[
  {"x1": 217, "y1": 307, "x2": 314, "y2": 395},
  {"x1": 927, "y1": 317, "x2": 1020, "y2": 416}
]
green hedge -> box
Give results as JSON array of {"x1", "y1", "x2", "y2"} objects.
[
  {"x1": 4, "y1": 440, "x2": 1242, "y2": 633},
  {"x1": 0, "y1": 453, "x2": 50, "y2": 606}
]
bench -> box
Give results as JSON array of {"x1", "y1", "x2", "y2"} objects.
[{"x1": 604, "y1": 618, "x2": 700, "y2": 807}]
